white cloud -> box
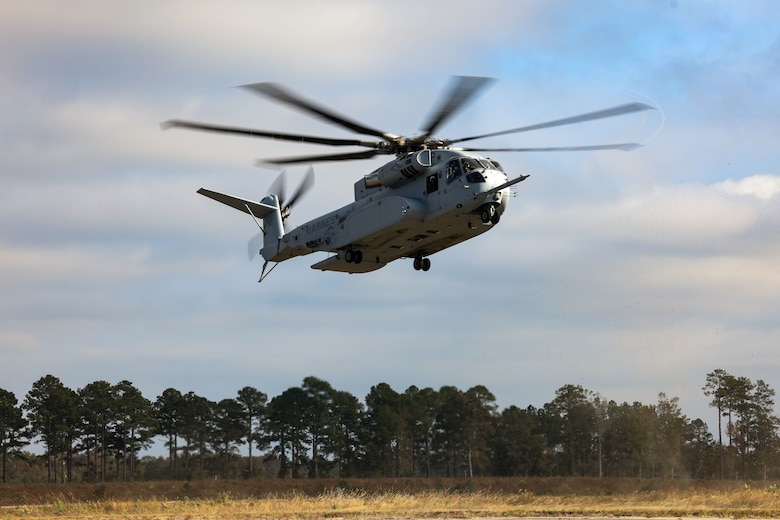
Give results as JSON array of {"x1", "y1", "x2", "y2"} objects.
[{"x1": 716, "y1": 174, "x2": 780, "y2": 200}]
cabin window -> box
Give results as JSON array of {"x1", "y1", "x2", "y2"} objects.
[{"x1": 426, "y1": 173, "x2": 439, "y2": 194}]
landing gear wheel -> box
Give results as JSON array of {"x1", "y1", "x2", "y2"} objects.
[
  {"x1": 345, "y1": 249, "x2": 363, "y2": 264},
  {"x1": 491, "y1": 211, "x2": 501, "y2": 224},
  {"x1": 413, "y1": 256, "x2": 431, "y2": 272},
  {"x1": 480, "y1": 204, "x2": 496, "y2": 224}
]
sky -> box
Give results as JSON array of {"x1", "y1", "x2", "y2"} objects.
[{"x1": 2, "y1": 0, "x2": 779, "y2": 440}]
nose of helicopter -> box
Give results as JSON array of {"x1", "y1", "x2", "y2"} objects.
[
  {"x1": 465, "y1": 168, "x2": 508, "y2": 224},
  {"x1": 485, "y1": 169, "x2": 509, "y2": 195}
]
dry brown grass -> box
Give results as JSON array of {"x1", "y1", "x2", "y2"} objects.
[{"x1": 1, "y1": 478, "x2": 778, "y2": 519}]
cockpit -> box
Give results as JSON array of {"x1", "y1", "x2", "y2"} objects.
[{"x1": 446, "y1": 156, "x2": 502, "y2": 185}]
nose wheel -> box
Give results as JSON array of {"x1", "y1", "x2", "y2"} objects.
[
  {"x1": 480, "y1": 203, "x2": 500, "y2": 224},
  {"x1": 413, "y1": 255, "x2": 431, "y2": 272}
]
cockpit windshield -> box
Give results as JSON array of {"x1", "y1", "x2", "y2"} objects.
[
  {"x1": 487, "y1": 159, "x2": 503, "y2": 172},
  {"x1": 447, "y1": 156, "x2": 495, "y2": 184},
  {"x1": 461, "y1": 157, "x2": 482, "y2": 173}
]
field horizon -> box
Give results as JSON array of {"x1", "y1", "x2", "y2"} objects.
[{"x1": 1, "y1": 476, "x2": 779, "y2": 519}]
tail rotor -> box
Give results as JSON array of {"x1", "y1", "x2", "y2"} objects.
[
  {"x1": 247, "y1": 167, "x2": 315, "y2": 260},
  {"x1": 279, "y1": 166, "x2": 315, "y2": 223}
]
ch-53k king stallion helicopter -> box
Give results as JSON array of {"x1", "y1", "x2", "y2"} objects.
[{"x1": 162, "y1": 76, "x2": 652, "y2": 281}]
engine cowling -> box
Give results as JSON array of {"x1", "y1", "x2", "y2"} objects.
[{"x1": 364, "y1": 150, "x2": 432, "y2": 188}]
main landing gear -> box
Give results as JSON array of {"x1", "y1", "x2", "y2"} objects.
[
  {"x1": 344, "y1": 249, "x2": 363, "y2": 264},
  {"x1": 413, "y1": 255, "x2": 431, "y2": 272}
]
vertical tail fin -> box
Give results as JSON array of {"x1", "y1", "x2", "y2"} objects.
[
  {"x1": 196, "y1": 188, "x2": 284, "y2": 261},
  {"x1": 260, "y1": 194, "x2": 285, "y2": 261}
]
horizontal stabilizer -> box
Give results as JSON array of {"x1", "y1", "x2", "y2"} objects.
[
  {"x1": 311, "y1": 255, "x2": 386, "y2": 273},
  {"x1": 197, "y1": 188, "x2": 277, "y2": 218}
]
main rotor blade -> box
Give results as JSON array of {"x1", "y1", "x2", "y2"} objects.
[
  {"x1": 452, "y1": 102, "x2": 654, "y2": 143},
  {"x1": 243, "y1": 83, "x2": 398, "y2": 141},
  {"x1": 421, "y1": 76, "x2": 494, "y2": 137},
  {"x1": 161, "y1": 119, "x2": 378, "y2": 148},
  {"x1": 459, "y1": 143, "x2": 642, "y2": 152},
  {"x1": 258, "y1": 149, "x2": 384, "y2": 165}
]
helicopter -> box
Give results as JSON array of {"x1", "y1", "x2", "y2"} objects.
[{"x1": 162, "y1": 76, "x2": 652, "y2": 281}]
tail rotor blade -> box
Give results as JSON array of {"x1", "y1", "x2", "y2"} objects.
[
  {"x1": 287, "y1": 166, "x2": 315, "y2": 209},
  {"x1": 247, "y1": 231, "x2": 264, "y2": 261},
  {"x1": 267, "y1": 170, "x2": 287, "y2": 207}
]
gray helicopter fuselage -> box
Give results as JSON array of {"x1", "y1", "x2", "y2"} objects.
[{"x1": 267, "y1": 150, "x2": 514, "y2": 273}]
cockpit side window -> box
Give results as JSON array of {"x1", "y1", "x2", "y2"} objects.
[
  {"x1": 466, "y1": 171, "x2": 486, "y2": 183},
  {"x1": 446, "y1": 158, "x2": 463, "y2": 184}
]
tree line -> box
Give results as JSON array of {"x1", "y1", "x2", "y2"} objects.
[{"x1": 0, "y1": 370, "x2": 778, "y2": 483}]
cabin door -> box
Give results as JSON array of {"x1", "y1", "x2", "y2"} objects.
[{"x1": 425, "y1": 172, "x2": 442, "y2": 215}]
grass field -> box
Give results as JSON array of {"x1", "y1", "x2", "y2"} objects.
[{"x1": 1, "y1": 477, "x2": 779, "y2": 519}]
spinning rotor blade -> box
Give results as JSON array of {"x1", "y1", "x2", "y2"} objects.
[
  {"x1": 247, "y1": 232, "x2": 264, "y2": 260},
  {"x1": 268, "y1": 170, "x2": 287, "y2": 205},
  {"x1": 164, "y1": 79, "x2": 653, "y2": 170},
  {"x1": 247, "y1": 167, "x2": 315, "y2": 259},
  {"x1": 243, "y1": 83, "x2": 398, "y2": 141},
  {"x1": 287, "y1": 167, "x2": 315, "y2": 208},
  {"x1": 452, "y1": 102, "x2": 654, "y2": 144},
  {"x1": 459, "y1": 143, "x2": 642, "y2": 152},
  {"x1": 265, "y1": 168, "x2": 312, "y2": 207},
  {"x1": 421, "y1": 76, "x2": 494, "y2": 137},
  {"x1": 161, "y1": 119, "x2": 376, "y2": 148},
  {"x1": 259, "y1": 149, "x2": 383, "y2": 165}
]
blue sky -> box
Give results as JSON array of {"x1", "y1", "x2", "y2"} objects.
[{"x1": 2, "y1": 0, "x2": 779, "y2": 437}]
